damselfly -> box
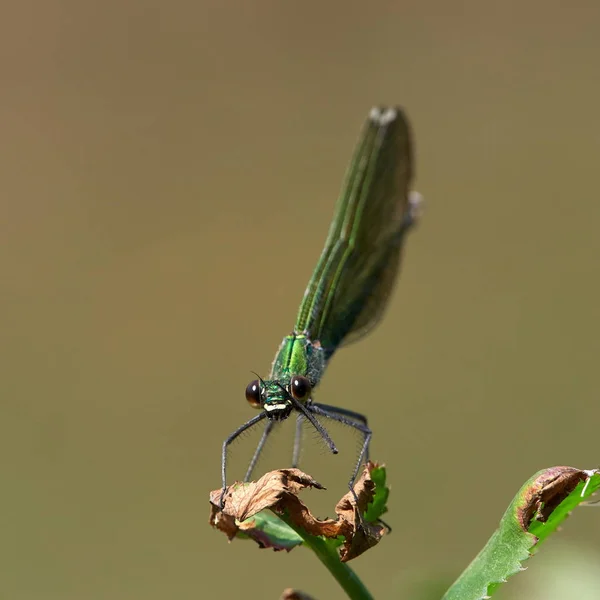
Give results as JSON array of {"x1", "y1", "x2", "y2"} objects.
[{"x1": 220, "y1": 106, "x2": 421, "y2": 506}]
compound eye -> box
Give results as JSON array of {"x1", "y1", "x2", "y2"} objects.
[
  {"x1": 290, "y1": 375, "x2": 312, "y2": 402},
  {"x1": 245, "y1": 379, "x2": 261, "y2": 408}
]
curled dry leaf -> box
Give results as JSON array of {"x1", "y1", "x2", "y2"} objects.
[
  {"x1": 517, "y1": 466, "x2": 587, "y2": 529},
  {"x1": 209, "y1": 462, "x2": 386, "y2": 561}
]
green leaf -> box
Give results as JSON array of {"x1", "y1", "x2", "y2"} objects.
[
  {"x1": 238, "y1": 510, "x2": 304, "y2": 550},
  {"x1": 364, "y1": 464, "x2": 389, "y2": 523},
  {"x1": 442, "y1": 467, "x2": 600, "y2": 600}
]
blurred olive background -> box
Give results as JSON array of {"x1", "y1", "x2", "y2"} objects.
[{"x1": 2, "y1": 1, "x2": 600, "y2": 599}]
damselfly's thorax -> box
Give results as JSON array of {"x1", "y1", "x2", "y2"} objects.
[
  {"x1": 244, "y1": 374, "x2": 313, "y2": 421},
  {"x1": 269, "y1": 333, "x2": 327, "y2": 384}
]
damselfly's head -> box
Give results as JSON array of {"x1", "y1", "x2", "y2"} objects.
[{"x1": 245, "y1": 375, "x2": 313, "y2": 421}]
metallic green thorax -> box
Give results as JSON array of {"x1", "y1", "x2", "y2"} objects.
[{"x1": 269, "y1": 334, "x2": 326, "y2": 389}]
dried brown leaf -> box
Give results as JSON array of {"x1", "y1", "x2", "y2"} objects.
[
  {"x1": 517, "y1": 466, "x2": 587, "y2": 529},
  {"x1": 209, "y1": 461, "x2": 387, "y2": 561},
  {"x1": 209, "y1": 469, "x2": 325, "y2": 522},
  {"x1": 208, "y1": 504, "x2": 238, "y2": 541}
]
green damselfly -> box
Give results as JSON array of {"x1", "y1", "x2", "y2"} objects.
[{"x1": 220, "y1": 107, "x2": 421, "y2": 507}]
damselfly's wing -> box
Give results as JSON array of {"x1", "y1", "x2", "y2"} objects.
[{"x1": 294, "y1": 107, "x2": 417, "y2": 356}]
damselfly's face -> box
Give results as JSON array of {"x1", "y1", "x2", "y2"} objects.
[{"x1": 244, "y1": 375, "x2": 312, "y2": 421}]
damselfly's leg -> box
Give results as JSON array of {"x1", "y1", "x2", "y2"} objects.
[
  {"x1": 244, "y1": 419, "x2": 276, "y2": 482},
  {"x1": 220, "y1": 412, "x2": 267, "y2": 508},
  {"x1": 311, "y1": 403, "x2": 370, "y2": 461},
  {"x1": 309, "y1": 404, "x2": 371, "y2": 508},
  {"x1": 311, "y1": 403, "x2": 390, "y2": 530},
  {"x1": 289, "y1": 397, "x2": 338, "y2": 455}
]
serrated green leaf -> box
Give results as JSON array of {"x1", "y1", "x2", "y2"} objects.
[
  {"x1": 364, "y1": 465, "x2": 389, "y2": 523},
  {"x1": 528, "y1": 471, "x2": 600, "y2": 552},
  {"x1": 442, "y1": 467, "x2": 600, "y2": 600}
]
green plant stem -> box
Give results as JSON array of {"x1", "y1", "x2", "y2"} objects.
[{"x1": 277, "y1": 512, "x2": 373, "y2": 600}]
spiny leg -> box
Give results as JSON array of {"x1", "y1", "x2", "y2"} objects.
[
  {"x1": 312, "y1": 403, "x2": 390, "y2": 531},
  {"x1": 292, "y1": 413, "x2": 304, "y2": 468},
  {"x1": 289, "y1": 397, "x2": 338, "y2": 455},
  {"x1": 311, "y1": 403, "x2": 370, "y2": 461},
  {"x1": 309, "y1": 404, "x2": 372, "y2": 508},
  {"x1": 220, "y1": 412, "x2": 267, "y2": 508},
  {"x1": 244, "y1": 419, "x2": 275, "y2": 482}
]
